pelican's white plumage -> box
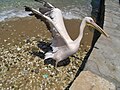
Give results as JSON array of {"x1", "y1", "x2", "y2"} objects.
[{"x1": 25, "y1": 0, "x2": 109, "y2": 66}]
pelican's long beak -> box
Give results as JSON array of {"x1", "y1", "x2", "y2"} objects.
[{"x1": 87, "y1": 22, "x2": 109, "y2": 37}]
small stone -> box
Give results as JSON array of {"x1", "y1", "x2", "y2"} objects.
[
  {"x1": 85, "y1": 33, "x2": 89, "y2": 35},
  {"x1": 4, "y1": 39, "x2": 7, "y2": 42},
  {"x1": 7, "y1": 43, "x2": 11, "y2": 46},
  {"x1": 42, "y1": 74, "x2": 49, "y2": 79},
  {"x1": 37, "y1": 34, "x2": 40, "y2": 37},
  {"x1": 87, "y1": 45, "x2": 90, "y2": 48},
  {"x1": 11, "y1": 33, "x2": 14, "y2": 36},
  {"x1": 44, "y1": 67, "x2": 48, "y2": 70},
  {"x1": 80, "y1": 44, "x2": 83, "y2": 47},
  {"x1": 34, "y1": 69, "x2": 39, "y2": 74},
  {"x1": 17, "y1": 47, "x2": 21, "y2": 51}
]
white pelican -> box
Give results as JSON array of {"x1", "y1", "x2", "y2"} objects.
[{"x1": 25, "y1": 0, "x2": 109, "y2": 66}]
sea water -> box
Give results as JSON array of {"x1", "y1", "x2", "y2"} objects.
[{"x1": 0, "y1": 0, "x2": 92, "y2": 21}]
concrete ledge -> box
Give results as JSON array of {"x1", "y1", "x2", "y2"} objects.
[{"x1": 70, "y1": 71, "x2": 115, "y2": 90}]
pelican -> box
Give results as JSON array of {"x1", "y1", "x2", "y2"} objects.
[{"x1": 25, "y1": 0, "x2": 109, "y2": 66}]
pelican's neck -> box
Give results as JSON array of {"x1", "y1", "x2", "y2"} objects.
[{"x1": 74, "y1": 19, "x2": 86, "y2": 44}]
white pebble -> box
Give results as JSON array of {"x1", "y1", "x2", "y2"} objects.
[
  {"x1": 17, "y1": 47, "x2": 21, "y2": 51},
  {"x1": 4, "y1": 39, "x2": 7, "y2": 42}
]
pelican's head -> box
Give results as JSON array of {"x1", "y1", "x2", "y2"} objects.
[{"x1": 85, "y1": 17, "x2": 109, "y2": 37}]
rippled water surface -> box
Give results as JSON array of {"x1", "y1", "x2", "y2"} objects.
[{"x1": 0, "y1": 0, "x2": 92, "y2": 21}]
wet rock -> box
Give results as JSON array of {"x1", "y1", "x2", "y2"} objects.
[
  {"x1": 70, "y1": 71, "x2": 116, "y2": 90},
  {"x1": 34, "y1": 68, "x2": 39, "y2": 74}
]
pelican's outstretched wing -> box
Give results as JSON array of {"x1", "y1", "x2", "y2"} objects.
[
  {"x1": 34, "y1": 0, "x2": 72, "y2": 44},
  {"x1": 24, "y1": 2, "x2": 72, "y2": 52}
]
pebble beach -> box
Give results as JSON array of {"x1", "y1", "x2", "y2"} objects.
[{"x1": 0, "y1": 16, "x2": 93, "y2": 89}]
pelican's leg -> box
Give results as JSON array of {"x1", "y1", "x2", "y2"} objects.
[{"x1": 55, "y1": 61, "x2": 58, "y2": 67}]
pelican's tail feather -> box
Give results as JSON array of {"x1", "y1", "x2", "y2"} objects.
[{"x1": 45, "y1": 52, "x2": 54, "y2": 59}]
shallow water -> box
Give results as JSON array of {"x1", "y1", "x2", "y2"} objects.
[
  {"x1": 0, "y1": 0, "x2": 92, "y2": 21},
  {"x1": 0, "y1": 17, "x2": 93, "y2": 90}
]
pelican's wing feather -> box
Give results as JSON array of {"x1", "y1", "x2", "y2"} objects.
[
  {"x1": 50, "y1": 8, "x2": 73, "y2": 42},
  {"x1": 33, "y1": 0, "x2": 73, "y2": 45},
  {"x1": 24, "y1": 6, "x2": 70, "y2": 52}
]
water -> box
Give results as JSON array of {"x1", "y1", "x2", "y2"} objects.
[{"x1": 0, "y1": 0, "x2": 92, "y2": 21}]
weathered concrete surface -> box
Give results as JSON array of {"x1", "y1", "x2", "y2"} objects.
[
  {"x1": 84, "y1": 0, "x2": 120, "y2": 89},
  {"x1": 70, "y1": 71, "x2": 115, "y2": 90}
]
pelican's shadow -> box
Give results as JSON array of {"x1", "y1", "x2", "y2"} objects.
[{"x1": 31, "y1": 41, "x2": 70, "y2": 67}]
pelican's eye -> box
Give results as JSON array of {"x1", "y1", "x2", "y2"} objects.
[{"x1": 90, "y1": 19, "x2": 93, "y2": 22}]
